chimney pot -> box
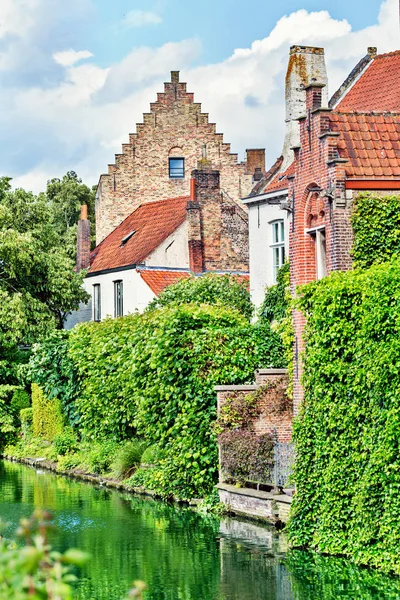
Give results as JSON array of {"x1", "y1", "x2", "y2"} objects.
[
  {"x1": 171, "y1": 71, "x2": 180, "y2": 83},
  {"x1": 80, "y1": 204, "x2": 88, "y2": 220},
  {"x1": 368, "y1": 47, "x2": 377, "y2": 57}
]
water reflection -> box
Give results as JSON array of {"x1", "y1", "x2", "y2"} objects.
[{"x1": 1, "y1": 460, "x2": 400, "y2": 599}]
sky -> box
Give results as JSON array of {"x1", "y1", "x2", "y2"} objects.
[{"x1": 0, "y1": 0, "x2": 398, "y2": 193}]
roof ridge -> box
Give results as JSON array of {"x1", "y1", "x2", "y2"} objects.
[
  {"x1": 374, "y1": 50, "x2": 400, "y2": 59},
  {"x1": 334, "y1": 110, "x2": 400, "y2": 116}
]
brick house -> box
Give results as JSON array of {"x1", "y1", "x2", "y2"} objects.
[
  {"x1": 243, "y1": 46, "x2": 328, "y2": 308},
  {"x1": 95, "y1": 71, "x2": 265, "y2": 244},
  {"x1": 67, "y1": 71, "x2": 265, "y2": 325},
  {"x1": 251, "y1": 47, "x2": 400, "y2": 413},
  {"x1": 67, "y1": 168, "x2": 249, "y2": 325}
]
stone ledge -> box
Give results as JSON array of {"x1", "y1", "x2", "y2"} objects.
[
  {"x1": 214, "y1": 384, "x2": 259, "y2": 392},
  {"x1": 217, "y1": 483, "x2": 292, "y2": 504},
  {"x1": 256, "y1": 369, "x2": 288, "y2": 376}
]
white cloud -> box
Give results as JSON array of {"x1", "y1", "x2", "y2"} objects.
[
  {"x1": 3, "y1": 0, "x2": 399, "y2": 194},
  {"x1": 0, "y1": 0, "x2": 39, "y2": 39},
  {"x1": 53, "y1": 49, "x2": 94, "y2": 67},
  {"x1": 123, "y1": 10, "x2": 162, "y2": 28}
]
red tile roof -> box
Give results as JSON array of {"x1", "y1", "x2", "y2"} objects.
[
  {"x1": 89, "y1": 196, "x2": 189, "y2": 273},
  {"x1": 139, "y1": 270, "x2": 249, "y2": 296},
  {"x1": 337, "y1": 51, "x2": 400, "y2": 113},
  {"x1": 330, "y1": 112, "x2": 400, "y2": 178},
  {"x1": 138, "y1": 269, "x2": 191, "y2": 295},
  {"x1": 263, "y1": 162, "x2": 295, "y2": 193}
]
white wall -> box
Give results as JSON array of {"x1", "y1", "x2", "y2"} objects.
[
  {"x1": 84, "y1": 268, "x2": 156, "y2": 320},
  {"x1": 248, "y1": 201, "x2": 290, "y2": 310},
  {"x1": 146, "y1": 222, "x2": 189, "y2": 268}
]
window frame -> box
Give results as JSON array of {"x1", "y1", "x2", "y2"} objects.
[
  {"x1": 93, "y1": 284, "x2": 101, "y2": 322},
  {"x1": 307, "y1": 226, "x2": 327, "y2": 280},
  {"x1": 270, "y1": 219, "x2": 285, "y2": 283},
  {"x1": 169, "y1": 157, "x2": 185, "y2": 179},
  {"x1": 114, "y1": 279, "x2": 123, "y2": 318}
]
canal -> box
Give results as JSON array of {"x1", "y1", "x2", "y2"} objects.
[{"x1": 1, "y1": 460, "x2": 400, "y2": 599}]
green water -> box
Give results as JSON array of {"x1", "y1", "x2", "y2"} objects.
[{"x1": 2, "y1": 460, "x2": 400, "y2": 599}]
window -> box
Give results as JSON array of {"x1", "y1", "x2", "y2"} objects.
[
  {"x1": 169, "y1": 157, "x2": 184, "y2": 179},
  {"x1": 93, "y1": 284, "x2": 101, "y2": 322},
  {"x1": 270, "y1": 220, "x2": 285, "y2": 282},
  {"x1": 308, "y1": 227, "x2": 327, "y2": 280},
  {"x1": 114, "y1": 280, "x2": 123, "y2": 318},
  {"x1": 315, "y1": 228, "x2": 327, "y2": 280}
]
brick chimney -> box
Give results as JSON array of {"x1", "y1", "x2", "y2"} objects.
[
  {"x1": 282, "y1": 45, "x2": 328, "y2": 168},
  {"x1": 76, "y1": 204, "x2": 91, "y2": 272},
  {"x1": 187, "y1": 178, "x2": 203, "y2": 273},
  {"x1": 246, "y1": 149, "x2": 265, "y2": 177}
]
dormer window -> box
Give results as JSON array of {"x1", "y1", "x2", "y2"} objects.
[
  {"x1": 120, "y1": 230, "x2": 136, "y2": 246},
  {"x1": 169, "y1": 157, "x2": 184, "y2": 179}
]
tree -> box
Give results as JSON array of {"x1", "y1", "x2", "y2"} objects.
[
  {"x1": 45, "y1": 171, "x2": 96, "y2": 259},
  {"x1": 0, "y1": 176, "x2": 89, "y2": 389}
]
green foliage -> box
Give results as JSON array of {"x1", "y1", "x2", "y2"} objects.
[
  {"x1": 11, "y1": 389, "x2": 30, "y2": 413},
  {"x1": 147, "y1": 273, "x2": 253, "y2": 320},
  {"x1": 29, "y1": 331, "x2": 80, "y2": 427},
  {"x1": 0, "y1": 385, "x2": 19, "y2": 448},
  {"x1": 85, "y1": 439, "x2": 120, "y2": 474},
  {"x1": 47, "y1": 303, "x2": 284, "y2": 498},
  {"x1": 31, "y1": 383, "x2": 64, "y2": 442},
  {"x1": 0, "y1": 510, "x2": 89, "y2": 599},
  {"x1": 352, "y1": 193, "x2": 400, "y2": 268},
  {"x1": 53, "y1": 429, "x2": 78, "y2": 456},
  {"x1": 45, "y1": 171, "x2": 96, "y2": 259},
  {"x1": 259, "y1": 261, "x2": 290, "y2": 322},
  {"x1": 0, "y1": 509, "x2": 146, "y2": 599},
  {"x1": 288, "y1": 257, "x2": 400, "y2": 573},
  {"x1": 141, "y1": 444, "x2": 164, "y2": 465},
  {"x1": 20, "y1": 408, "x2": 33, "y2": 438},
  {"x1": 112, "y1": 440, "x2": 146, "y2": 478}
]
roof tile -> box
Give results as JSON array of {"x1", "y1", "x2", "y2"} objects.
[{"x1": 89, "y1": 196, "x2": 189, "y2": 273}]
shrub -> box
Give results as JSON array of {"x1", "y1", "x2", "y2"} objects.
[
  {"x1": 112, "y1": 439, "x2": 146, "y2": 478},
  {"x1": 259, "y1": 261, "x2": 290, "y2": 323},
  {"x1": 146, "y1": 273, "x2": 253, "y2": 320},
  {"x1": 31, "y1": 383, "x2": 64, "y2": 441},
  {"x1": 352, "y1": 193, "x2": 400, "y2": 268},
  {"x1": 86, "y1": 440, "x2": 120, "y2": 474},
  {"x1": 141, "y1": 444, "x2": 164, "y2": 466},
  {"x1": 20, "y1": 407, "x2": 33, "y2": 437},
  {"x1": 219, "y1": 430, "x2": 274, "y2": 484},
  {"x1": 10, "y1": 388, "x2": 30, "y2": 413},
  {"x1": 29, "y1": 330, "x2": 80, "y2": 428},
  {"x1": 0, "y1": 385, "x2": 18, "y2": 449},
  {"x1": 53, "y1": 429, "x2": 78, "y2": 456},
  {"x1": 288, "y1": 257, "x2": 400, "y2": 573}
]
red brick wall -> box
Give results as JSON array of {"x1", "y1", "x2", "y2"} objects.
[
  {"x1": 289, "y1": 84, "x2": 354, "y2": 413},
  {"x1": 216, "y1": 371, "x2": 292, "y2": 444}
]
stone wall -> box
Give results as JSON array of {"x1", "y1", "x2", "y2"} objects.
[{"x1": 96, "y1": 71, "x2": 256, "y2": 244}]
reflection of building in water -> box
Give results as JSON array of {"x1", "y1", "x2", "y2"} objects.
[{"x1": 218, "y1": 519, "x2": 295, "y2": 600}]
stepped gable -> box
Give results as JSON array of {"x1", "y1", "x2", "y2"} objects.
[
  {"x1": 90, "y1": 196, "x2": 189, "y2": 273},
  {"x1": 96, "y1": 71, "x2": 254, "y2": 244},
  {"x1": 336, "y1": 51, "x2": 400, "y2": 113}
]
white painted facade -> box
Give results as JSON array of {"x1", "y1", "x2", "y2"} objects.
[
  {"x1": 243, "y1": 192, "x2": 290, "y2": 310},
  {"x1": 84, "y1": 268, "x2": 156, "y2": 320},
  {"x1": 145, "y1": 222, "x2": 189, "y2": 268}
]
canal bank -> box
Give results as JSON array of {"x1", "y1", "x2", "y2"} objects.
[{"x1": 3, "y1": 459, "x2": 400, "y2": 600}]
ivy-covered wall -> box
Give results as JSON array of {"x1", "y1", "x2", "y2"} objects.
[{"x1": 287, "y1": 258, "x2": 400, "y2": 573}]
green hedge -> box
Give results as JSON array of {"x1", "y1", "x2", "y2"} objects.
[
  {"x1": 352, "y1": 193, "x2": 400, "y2": 268},
  {"x1": 287, "y1": 257, "x2": 400, "y2": 573},
  {"x1": 31, "y1": 383, "x2": 64, "y2": 441},
  {"x1": 30, "y1": 304, "x2": 284, "y2": 498}
]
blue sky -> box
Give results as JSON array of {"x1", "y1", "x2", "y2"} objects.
[
  {"x1": 90, "y1": 0, "x2": 383, "y2": 66},
  {"x1": 0, "y1": 0, "x2": 396, "y2": 192}
]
